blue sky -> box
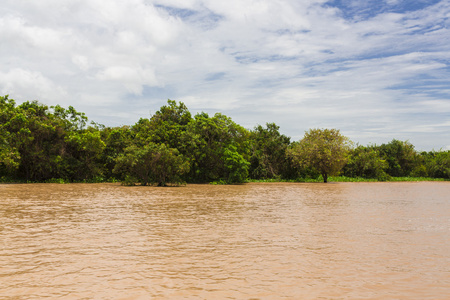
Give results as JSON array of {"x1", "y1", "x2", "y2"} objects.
[{"x1": 1, "y1": 0, "x2": 449, "y2": 150}]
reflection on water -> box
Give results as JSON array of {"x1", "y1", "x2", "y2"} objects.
[{"x1": 1, "y1": 182, "x2": 449, "y2": 299}]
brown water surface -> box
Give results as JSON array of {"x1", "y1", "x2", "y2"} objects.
[{"x1": 1, "y1": 182, "x2": 449, "y2": 299}]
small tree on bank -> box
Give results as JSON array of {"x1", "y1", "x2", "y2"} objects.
[{"x1": 288, "y1": 128, "x2": 353, "y2": 183}]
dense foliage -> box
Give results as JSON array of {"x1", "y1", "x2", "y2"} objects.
[
  {"x1": 288, "y1": 128, "x2": 353, "y2": 183},
  {"x1": 1, "y1": 95, "x2": 449, "y2": 184}
]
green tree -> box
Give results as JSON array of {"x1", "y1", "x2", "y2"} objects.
[
  {"x1": 249, "y1": 123, "x2": 291, "y2": 179},
  {"x1": 377, "y1": 139, "x2": 419, "y2": 177},
  {"x1": 288, "y1": 128, "x2": 353, "y2": 183},
  {"x1": 4, "y1": 100, "x2": 68, "y2": 181},
  {"x1": 100, "y1": 126, "x2": 133, "y2": 180},
  {"x1": 52, "y1": 104, "x2": 88, "y2": 131},
  {"x1": 182, "y1": 112, "x2": 250, "y2": 182},
  {"x1": 343, "y1": 145, "x2": 389, "y2": 180},
  {"x1": 0, "y1": 128, "x2": 20, "y2": 177},
  {"x1": 64, "y1": 128, "x2": 106, "y2": 181},
  {"x1": 425, "y1": 150, "x2": 450, "y2": 179},
  {"x1": 132, "y1": 100, "x2": 192, "y2": 149},
  {"x1": 0, "y1": 96, "x2": 20, "y2": 177},
  {"x1": 223, "y1": 145, "x2": 250, "y2": 183},
  {"x1": 0, "y1": 97, "x2": 102, "y2": 181},
  {"x1": 114, "y1": 142, "x2": 190, "y2": 186}
]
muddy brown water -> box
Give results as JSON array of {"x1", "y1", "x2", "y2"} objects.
[{"x1": 0, "y1": 182, "x2": 449, "y2": 299}]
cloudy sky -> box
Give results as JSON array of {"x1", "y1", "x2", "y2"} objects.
[{"x1": 1, "y1": 0, "x2": 449, "y2": 150}]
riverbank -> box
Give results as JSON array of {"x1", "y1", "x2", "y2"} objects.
[
  {"x1": 1, "y1": 175, "x2": 447, "y2": 185},
  {"x1": 245, "y1": 176, "x2": 447, "y2": 183}
]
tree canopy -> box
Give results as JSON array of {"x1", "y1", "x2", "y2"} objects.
[
  {"x1": 1, "y1": 95, "x2": 449, "y2": 184},
  {"x1": 288, "y1": 128, "x2": 353, "y2": 183}
]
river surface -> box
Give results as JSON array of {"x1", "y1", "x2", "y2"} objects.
[{"x1": 0, "y1": 182, "x2": 449, "y2": 299}]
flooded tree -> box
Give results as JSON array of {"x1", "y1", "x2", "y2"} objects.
[
  {"x1": 182, "y1": 112, "x2": 250, "y2": 183},
  {"x1": 113, "y1": 142, "x2": 190, "y2": 186},
  {"x1": 249, "y1": 123, "x2": 291, "y2": 179}
]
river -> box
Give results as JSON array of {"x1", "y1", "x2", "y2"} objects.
[{"x1": 1, "y1": 182, "x2": 449, "y2": 299}]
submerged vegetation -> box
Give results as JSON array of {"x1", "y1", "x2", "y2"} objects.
[{"x1": 1, "y1": 95, "x2": 449, "y2": 185}]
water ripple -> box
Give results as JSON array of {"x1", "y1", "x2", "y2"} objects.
[{"x1": 1, "y1": 182, "x2": 449, "y2": 299}]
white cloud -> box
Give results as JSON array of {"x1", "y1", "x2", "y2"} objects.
[
  {"x1": 72, "y1": 55, "x2": 91, "y2": 71},
  {"x1": 0, "y1": 0, "x2": 449, "y2": 150},
  {"x1": 0, "y1": 68, "x2": 67, "y2": 104},
  {"x1": 96, "y1": 66, "x2": 158, "y2": 95}
]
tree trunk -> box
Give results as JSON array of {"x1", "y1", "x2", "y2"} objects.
[{"x1": 322, "y1": 173, "x2": 328, "y2": 183}]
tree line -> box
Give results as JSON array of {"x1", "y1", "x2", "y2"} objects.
[{"x1": 1, "y1": 95, "x2": 449, "y2": 185}]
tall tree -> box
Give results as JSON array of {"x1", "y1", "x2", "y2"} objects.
[
  {"x1": 64, "y1": 128, "x2": 106, "y2": 181},
  {"x1": 182, "y1": 112, "x2": 250, "y2": 183},
  {"x1": 100, "y1": 126, "x2": 133, "y2": 180},
  {"x1": 132, "y1": 100, "x2": 192, "y2": 149},
  {"x1": 0, "y1": 96, "x2": 20, "y2": 177},
  {"x1": 376, "y1": 139, "x2": 419, "y2": 177},
  {"x1": 5, "y1": 100, "x2": 68, "y2": 181},
  {"x1": 288, "y1": 128, "x2": 353, "y2": 183},
  {"x1": 249, "y1": 123, "x2": 291, "y2": 179}
]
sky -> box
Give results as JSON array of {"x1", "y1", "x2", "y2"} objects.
[{"x1": 1, "y1": 0, "x2": 449, "y2": 151}]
